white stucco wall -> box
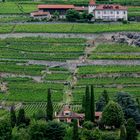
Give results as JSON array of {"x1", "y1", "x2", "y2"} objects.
[
  {"x1": 88, "y1": 5, "x2": 96, "y2": 14},
  {"x1": 94, "y1": 10, "x2": 128, "y2": 21}
]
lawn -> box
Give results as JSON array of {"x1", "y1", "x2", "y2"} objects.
[
  {"x1": 0, "y1": 23, "x2": 140, "y2": 34},
  {"x1": 0, "y1": 2, "x2": 37, "y2": 14},
  {"x1": 14, "y1": 23, "x2": 140, "y2": 33}
]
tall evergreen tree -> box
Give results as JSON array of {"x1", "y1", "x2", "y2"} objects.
[
  {"x1": 102, "y1": 90, "x2": 109, "y2": 104},
  {"x1": 10, "y1": 105, "x2": 16, "y2": 128},
  {"x1": 126, "y1": 118, "x2": 137, "y2": 140},
  {"x1": 82, "y1": 95, "x2": 85, "y2": 112},
  {"x1": 90, "y1": 85, "x2": 95, "y2": 122},
  {"x1": 96, "y1": 89, "x2": 109, "y2": 111},
  {"x1": 17, "y1": 108, "x2": 26, "y2": 126},
  {"x1": 136, "y1": 98, "x2": 140, "y2": 113},
  {"x1": 120, "y1": 124, "x2": 127, "y2": 140},
  {"x1": 72, "y1": 119, "x2": 79, "y2": 140},
  {"x1": 46, "y1": 88, "x2": 53, "y2": 121},
  {"x1": 85, "y1": 85, "x2": 91, "y2": 121}
]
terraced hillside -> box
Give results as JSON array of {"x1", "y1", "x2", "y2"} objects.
[
  {"x1": 72, "y1": 43, "x2": 140, "y2": 105},
  {"x1": 0, "y1": 37, "x2": 87, "y2": 116},
  {"x1": 0, "y1": 36, "x2": 140, "y2": 117}
]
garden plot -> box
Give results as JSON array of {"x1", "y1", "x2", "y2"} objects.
[
  {"x1": 89, "y1": 43, "x2": 140, "y2": 60},
  {"x1": 23, "y1": 102, "x2": 63, "y2": 117},
  {"x1": 0, "y1": 37, "x2": 87, "y2": 61}
]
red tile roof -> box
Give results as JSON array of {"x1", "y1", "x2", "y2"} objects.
[
  {"x1": 96, "y1": 4, "x2": 127, "y2": 10},
  {"x1": 95, "y1": 112, "x2": 102, "y2": 117},
  {"x1": 89, "y1": 0, "x2": 96, "y2": 6},
  {"x1": 74, "y1": 6, "x2": 88, "y2": 11},
  {"x1": 38, "y1": 4, "x2": 75, "y2": 9}
]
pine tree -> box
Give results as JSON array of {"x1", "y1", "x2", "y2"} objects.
[
  {"x1": 10, "y1": 105, "x2": 16, "y2": 128},
  {"x1": 17, "y1": 108, "x2": 26, "y2": 126},
  {"x1": 90, "y1": 85, "x2": 95, "y2": 122},
  {"x1": 126, "y1": 118, "x2": 137, "y2": 140},
  {"x1": 120, "y1": 124, "x2": 127, "y2": 140},
  {"x1": 85, "y1": 85, "x2": 91, "y2": 121},
  {"x1": 46, "y1": 88, "x2": 53, "y2": 121},
  {"x1": 72, "y1": 119, "x2": 79, "y2": 140}
]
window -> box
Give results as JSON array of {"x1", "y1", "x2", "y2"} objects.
[
  {"x1": 117, "y1": 11, "x2": 119, "y2": 14},
  {"x1": 124, "y1": 11, "x2": 126, "y2": 14},
  {"x1": 110, "y1": 11, "x2": 113, "y2": 14},
  {"x1": 104, "y1": 11, "x2": 106, "y2": 14},
  {"x1": 98, "y1": 11, "x2": 100, "y2": 14}
]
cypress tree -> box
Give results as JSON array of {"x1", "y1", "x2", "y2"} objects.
[
  {"x1": 46, "y1": 88, "x2": 53, "y2": 121},
  {"x1": 10, "y1": 105, "x2": 16, "y2": 128},
  {"x1": 82, "y1": 95, "x2": 85, "y2": 112},
  {"x1": 17, "y1": 108, "x2": 26, "y2": 126},
  {"x1": 72, "y1": 119, "x2": 79, "y2": 140},
  {"x1": 102, "y1": 90, "x2": 109, "y2": 105},
  {"x1": 136, "y1": 98, "x2": 140, "y2": 113},
  {"x1": 85, "y1": 85, "x2": 91, "y2": 121},
  {"x1": 90, "y1": 85, "x2": 95, "y2": 122},
  {"x1": 126, "y1": 118, "x2": 137, "y2": 140},
  {"x1": 120, "y1": 124, "x2": 127, "y2": 140}
]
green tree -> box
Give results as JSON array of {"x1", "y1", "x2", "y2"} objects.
[
  {"x1": 53, "y1": 11, "x2": 59, "y2": 20},
  {"x1": 0, "y1": 119, "x2": 12, "y2": 140},
  {"x1": 87, "y1": 14, "x2": 93, "y2": 21},
  {"x1": 29, "y1": 121, "x2": 47, "y2": 140},
  {"x1": 136, "y1": 98, "x2": 140, "y2": 113},
  {"x1": 46, "y1": 121, "x2": 66, "y2": 140},
  {"x1": 116, "y1": 92, "x2": 140, "y2": 124},
  {"x1": 83, "y1": 121, "x2": 94, "y2": 130},
  {"x1": 102, "y1": 90, "x2": 109, "y2": 104},
  {"x1": 85, "y1": 85, "x2": 91, "y2": 121},
  {"x1": 96, "y1": 89, "x2": 109, "y2": 111},
  {"x1": 101, "y1": 101, "x2": 124, "y2": 128},
  {"x1": 126, "y1": 118, "x2": 137, "y2": 140},
  {"x1": 82, "y1": 95, "x2": 86, "y2": 112},
  {"x1": 10, "y1": 105, "x2": 16, "y2": 128},
  {"x1": 13, "y1": 128, "x2": 30, "y2": 140},
  {"x1": 66, "y1": 9, "x2": 80, "y2": 22},
  {"x1": 17, "y1": 108, "x2": 26, "y2": 126},
  {"x1": 72, "y1": 119, "x2": 79, "y2": 140},
  {"x1": 90, "y1": 85, "x2": 95, "y2": 122},
  {"x1": 120, "y1": 124, "x2": 127, "y2": 140},
  {"x1": 46, "y1": 88, "x2": 53, "y2": 121},
  {"x1": 33, "y1": 109, "x2": 46, "y2": 120}
]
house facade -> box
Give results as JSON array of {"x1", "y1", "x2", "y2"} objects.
[
  {"x1": 55, "y1": 105, "x2": 102, "y2": 126},
  {"x1": 88, "y1": 0, "x2": 128, "y2": 21}
]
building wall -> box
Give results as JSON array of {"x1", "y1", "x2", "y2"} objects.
[{"x1": 95, "y1": 10, "x2": 128, "y2": 21}]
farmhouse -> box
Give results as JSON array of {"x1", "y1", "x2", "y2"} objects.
[
  {"x1": 31, "y1": 4, "x2": 87, "y2": 19},
  {"x1": 55, "y1": 105, "x2": 102, "y2": 125},
  {"x1": 31, "y1": 0, "x2": 128, "y2": 21},
  {"x1": 89, "y1": 0, "x2": 128, "y2": 21}
]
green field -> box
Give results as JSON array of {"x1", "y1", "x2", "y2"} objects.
[
  {"x1": 0, "y1": 23, "x2": 140, "y2": 33},
  {"x1": 0, "y1": 2, "x2": 37, "y2": 14},
  {"x1": 89, "y1": 43, "x2": 140, "y2": 60}
]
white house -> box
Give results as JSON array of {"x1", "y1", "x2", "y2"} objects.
[{"x1": 88, "y1": 0, "x2": 128, "y2": 21}]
